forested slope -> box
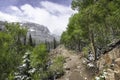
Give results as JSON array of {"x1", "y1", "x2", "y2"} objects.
[{"x1": 61, "y1": 0, "x2": 120, "y2": 60}]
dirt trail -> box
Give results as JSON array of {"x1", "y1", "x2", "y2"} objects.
[{"x1": 50, "y1": 45, "x2": 94, "y2": 80}]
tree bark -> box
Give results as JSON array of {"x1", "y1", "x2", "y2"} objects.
[{"x1": 90, "y1": 31, "x2": 97, "y2": 60}]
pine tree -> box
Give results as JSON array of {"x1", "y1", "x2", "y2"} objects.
[
  {"x1": 53, "y1": 37, "x2": 57, "y2": 49},
  {"x1": 28, "y1": 34, "x2": 33, "y2": 47},
  {"x1": 23, "y1": 36, "x2": 26, "y2": 45},
  {"x1": 45, "y1": 40, "x2": 50, "y2": 52}
]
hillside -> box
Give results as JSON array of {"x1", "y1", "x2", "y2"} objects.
[
  {"x1": 0, "y1": 0, "x2": 120, "y2": 80},
  {"x1": 49, "y1": 43, "x2": 120, "y2": 80},
  {"x1": 0, "y1": 21, "x2": 59, "y2": 43},
  {"x1": 49, "y1": 45, "x2": 95, "y2": 80},
  {"x1": 21, "y1": 22, "x2": 54, "y2": 43}
]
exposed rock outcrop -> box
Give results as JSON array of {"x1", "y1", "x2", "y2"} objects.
[
  {"x1": 0, "y1": 21, "x2": 59, "y2": 44},
  {"x1": 20, "y1": 22, "x2": 54, "y2": 43},
  {"x1": 97, "y1": 44, "x2": 120, "y2": 71},
  {"x1": 96, "y1": 41, "x2": 120, "y2": 80}
]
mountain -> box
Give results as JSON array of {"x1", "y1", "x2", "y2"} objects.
[
  {"x1": 0, "y1": 21, "x2": 59, "y2": 44},
  {"x1": 20, "y1": 22, "x2": 54, "y2": 43},
  {"x1": 0, "y1": 21, "x2": 5, "y2": 31}
]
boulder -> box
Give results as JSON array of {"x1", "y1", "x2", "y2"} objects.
[
  {"x1": 64, "y1": 64, "x2": 70, "y2": 70},
  {"x1": 115, "y1": 58, "x2": 120, "y2": 67},
  {"x1": 105, "y1": 69, "x2": 115, "y2": 80},
  {"x1": 115, "y1": 72, "x2": 120, "y2": 80}
]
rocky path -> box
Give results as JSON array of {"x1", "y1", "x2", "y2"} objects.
[
  {"x1": 50, "y1": 45, "x2": 94, "y2": 80},
  {"x1": 50, "y1": 43, "x2": 120, "y2": 80}
]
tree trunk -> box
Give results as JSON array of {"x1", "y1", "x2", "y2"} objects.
[
  {"x1": 90, "y1": 31, "x2": 96, "y2": 60},
  {"x1": 78, "y1": 39, "x2": 81, "y2": 52}
]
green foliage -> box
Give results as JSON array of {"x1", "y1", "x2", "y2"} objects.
[
  {"x1": 30, "y1": 44, "x2": 50, "y2": 79},
  {"x1": 5, "y1": 22, "x2": 28, "y2": 54},
  {"x1": 61, "y1": 0, "x2": 120, "y2": 59},
  {"x1": 50, "y1": 56, "x2": 64, "y2": 74},
  {"x1": 0, "y1": 22, "x2": 28, "y2": 79},
  {"x1": 0, "y1": 22, "x2": 64, "y2": 80},
  {"x1": 30, "y1": 44, "x2": 64, "y2": 79},
  {"x1": 28, "y1": 34, "x2": 34, "y2": 47},
  {"x1": 8, "y1": 71, "x2": 14, "y2": 80},
  {"x1": 31, "y1": 44, "x2": 48, "y2": 68},
  {"x1": 5, "y1": 22, "x2": 27, "y2": 38},
  {"x1": 32, "y1": 71, "x2": 49, "y2": 80},
  {"x1": 82, "y1": 44, "x2": 91, "y2": 58}
]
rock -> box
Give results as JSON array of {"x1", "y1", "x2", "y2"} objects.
[
  {"x1": 115, "y1": 58, "x2": 120, "y2": 67},
  {"x1": 105, "y1": 69, "x2": 115, "y2": 80},
  {"x1": 64, "y1": 64, "x2": 70, "y2": 70},
  {"x1": 82, "y1": 58, "x2": 89, "y2": 64},
  {"x1": 84, "y1": 77, "x2": 88, "y2": 80},
  {"x1": 87, "y1": 63, "x2": 95, "y2": 68},
  {"x1": 88, "y1": 53, "x2": 94, "y2": 61},
  {"x1": 66, "y1": 58, "x2": 71, "y2": 62},
  {"x1": 21, "y1": 22, "x2": 54, "y2": 43},
  {"x1": 115, "y1": 72, "x2": 120, "y2": 80},
  {"x1": 77, "y1": 66, "x2": 81, "y2": 69},
  {"x1": 105, "y1": 64, "x2": 120, "y2": 80},
  {"x1": 95, "y1": 76, "x2": 100, "y2": 80},
  {"x1": 65, "y1": 67, "x2": 70, "y2": 70},
  {"x1": 114, "y1": 64, "x2": 120, "y2": 73},
  {"x1": 0, "y1": 21, "x2": 60, "y2": 44}
]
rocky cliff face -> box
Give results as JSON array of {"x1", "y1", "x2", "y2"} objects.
[
  {"x1": 20, "y1": 22, "x2": 55, "y2": 43},
  {"x1": 0, "y1": 21, "x2": 5, "y2": 31},
  {"x1": 0, "y1": 21, "x2": 58, "y2": 44},
  {"x1": 96, "y1": 41, "x2": 120, "y2": 80}
]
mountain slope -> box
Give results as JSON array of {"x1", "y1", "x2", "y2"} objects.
[
  {"x1": 50, "y1": 41, "x2": 120, "y2": 80},
  {"x1": 0, "y1": 21, "x2": 58, "y2": 43},
  {"x1": 49, "y1": 45, "x2": 95, "y2": 80},
  {"x1": 20, "y1": 22, "x2": 54, "y2": 43}
]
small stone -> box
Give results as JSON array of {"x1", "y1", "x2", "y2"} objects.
[
  {"x1": 65, "y1": 78, "x2": 69, "y2": 80},
  {"x1": 64, "y1": 64, "x2": 70, "y2": 70},
  {"x1": 115, "y1": 58, "x2": 120, "y2": 67},
  {"x1": 77, "y1": 66, "x2": 80, "y2": 69},
  {"x1": 85, "y1": 77, "x2": 87, "y2": 80}
]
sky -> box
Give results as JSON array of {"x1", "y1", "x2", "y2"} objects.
[{"x1": 0, "y1": 0, "x2": 75, "y2": 35}]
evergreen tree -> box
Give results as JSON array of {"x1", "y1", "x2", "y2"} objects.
[
  {"x1": 53, "y1": 37, "x2": 57, "y2": 49},
  {"x1": 23, "y1": 36, "x2": 26, "y2": 45},
  {"x1": 28, "y1": 34, "x2": 33, "y2": 47},
  {"x1": 45, "y1": 40, "x2": 50, "y2": 52},
  {"x1": 30, "y1": 44, "x2": 49, "y2": 79}
]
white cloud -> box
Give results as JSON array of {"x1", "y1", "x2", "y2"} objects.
[
  {"x1": 0, "y1": 12, "x2": 19, "y2": 22},
  {"x1": 40, "y1": 1, "x2": 73, "y2": 15},
  {"x1": 10, "y1": 6, "x2": 19, "y2": 11},
  {"x1": 0, "y1": 1, "x2": 74, "y2": 35}
]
